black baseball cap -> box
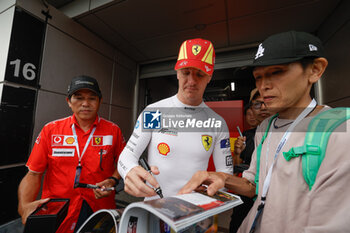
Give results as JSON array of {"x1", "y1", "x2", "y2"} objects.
[
  {"x1": 67, "y1": 75, "x2": 102, "y2": 98},
  {"x1": 251, "y1": 31, "x2": 325, "y2": 67}
]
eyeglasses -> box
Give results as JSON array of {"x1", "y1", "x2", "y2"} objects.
[{"x1": 251, "y1": 101, "x2": 266, "y2": 110}]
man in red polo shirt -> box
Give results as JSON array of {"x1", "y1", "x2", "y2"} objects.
[{"x1": 18, "y1": 75, "x2": 125, "y2": 233}]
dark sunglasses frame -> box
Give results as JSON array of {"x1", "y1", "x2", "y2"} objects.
[{"x1": 250, "y1": 101, "x2": 266, "y2": 110}]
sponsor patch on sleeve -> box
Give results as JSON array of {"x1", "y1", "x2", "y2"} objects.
[
  {"x1": 220, "y1": 138, "x2": 230, "y2": 148},
  {"x1": 35, "y1": 134, "x2": 41, "y2": 144},
  {"x1": 126, "y1": 145, "x2": 134, "y2": 152},
  {"x1": 135, "y1": 120, "x2": 140, "y2": 129},
  {"x1": 226, "y1": 155, "x2": 233, "y2": 166},
  {"x1": 52, "y1": 148, "x2": 75, "y2": 157}
]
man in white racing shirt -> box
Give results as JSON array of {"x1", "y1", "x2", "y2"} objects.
[{"x1": 118, "y1": 38, "x2": 233, "y2": 199}]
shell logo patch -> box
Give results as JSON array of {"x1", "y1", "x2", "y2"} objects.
[
  {"x1": 52, "y1": 135, "x2": 77, "y2": 146},
  {"x1": 192, "y1": 45, "x2": 201, "y2": 55},
  {"x1": 201, "y1": 135, "x2": 213, "y2": 151},
  {"x1": 157, "y1": 143, "x2": 170, "y2": 156},
  {"x1": 65, "y1": 137, "x2": 75, "y2": 145}
]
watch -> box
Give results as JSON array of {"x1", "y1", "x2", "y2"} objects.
[{"x1": 108, "y1": 176, "x2": 119, "y2": 187}]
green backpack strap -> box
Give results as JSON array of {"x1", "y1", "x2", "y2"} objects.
[
  {"x1": 254, "y1": 114, "x2": 278, "y2": 195},
  {"x1": 283, "y1": 107, "x2": 350, "y2": 190}
]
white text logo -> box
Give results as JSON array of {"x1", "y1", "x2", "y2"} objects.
[
  {"x1": 309, "y1": 44, "x2": 318, "y2": 51},
  {"x1": 255, "y1": 43, "x2": 265, "y2": 59},
  {"x1": 162, "y1": 118, "x2": 222, "y2": 128}
]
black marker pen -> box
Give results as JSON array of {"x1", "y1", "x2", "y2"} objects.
[
  {"x1": 139, "y1": 158, "x2": 163, "y2": 198},
  {"x1": 75, "y1": 183, "x2": 115, "y2": 191}
]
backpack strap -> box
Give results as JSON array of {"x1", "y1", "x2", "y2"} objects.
[
  {"x1": 283, "y1": 107, "x2": 350, "y2": 190},
  {"x1": 254, "y1": 114, "x2": 278, "y2": 195}
]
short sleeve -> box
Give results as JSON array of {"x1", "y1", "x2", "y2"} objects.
[{"x1": 26, "y1": 126, "x2": 50, "y2": 173}]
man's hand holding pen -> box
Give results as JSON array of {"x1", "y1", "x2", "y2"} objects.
[
  {"x1": 93, "y1": 178, "x2": 117, "y2": 199},
  {"x1": 139, "y1": 158, "x2": 163, "y2": 198},
  {"x1": 234, "y1": 136, "x2": 246, "y2": 157},
  {"x1": 234, "y1": 126, "x2": 246, "y2": 157},
  {"x1": 124, "y1": 159, "x2": 163, "y2": 198}
]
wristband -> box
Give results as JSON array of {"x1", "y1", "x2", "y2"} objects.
[{"x1": 108, "y1": 176, "x2": 119, "y2": 187}]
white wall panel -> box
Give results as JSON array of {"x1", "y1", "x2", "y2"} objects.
[
  {"x1": 0, "y1": 84, "x2": 3, "y2": 101},
  {"x1": 40, "y1": 25, "x2": 114, "y2": 104},
  {"x1": 112, "y1": 64, "x2": 136, "y2": 108},
  {"x1": 0, "y1": 0, "x2": 15, "y2": 13},
  {"x1": 0, "y1": 6, "x2": 15, "y2": 82}
]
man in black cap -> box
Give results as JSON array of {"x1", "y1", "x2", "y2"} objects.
[
  {"x1": 18, "y1": 75, "x2": 125, "y2": 233},
  {"x1": 179, "y1": 31, "x2": 350, "y2": 233}
]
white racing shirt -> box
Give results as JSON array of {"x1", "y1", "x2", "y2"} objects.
[{"x1": 118, "y1": 95, "x2": 233, "y2": 198}]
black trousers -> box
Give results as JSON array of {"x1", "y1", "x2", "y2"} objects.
[
  {"x1": 74, "y1": 200, "x2": 93, "y2": 233},
  {"x1": 229, "y1": 195, "x2": 255, "y2": 233}
]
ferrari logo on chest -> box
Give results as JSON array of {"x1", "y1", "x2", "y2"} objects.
[
  {"x1": 201, "y1": 135, "x2": 213, "y2": 151},
  {"x1": 94, "y1": 137, "x2": 102, "y2": 145},
  {"x1": 192, "y1": 45, "x2": 201, "y2": 55}
]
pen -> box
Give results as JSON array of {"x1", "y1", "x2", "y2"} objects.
[
  {"x1": 139, "y1": 158, "x2": 163, "y2": 198},
  {"x1": 237, "y1": 126, "x2": 243, "y2": 137},
  {"x1": 99, "y1": 149, "x2": 104, "y2": 171},
  {"x1": 237, "y1": 126, "x2": 246, "y2": 145},
  {"x1": 74, "y1": 183, "x2": 115, "y2": 191}
]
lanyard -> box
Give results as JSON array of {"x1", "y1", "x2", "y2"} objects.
[
  {"x1": 249, "y1": 98, "x2": 317, "y2": 233},
  {"x1": 72, "y1": 123, "x2": 96, "y2": 166}
]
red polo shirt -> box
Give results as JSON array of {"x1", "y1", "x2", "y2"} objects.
[{"x1": 27, "y1": 115, "x2": 125, "y2": 233}]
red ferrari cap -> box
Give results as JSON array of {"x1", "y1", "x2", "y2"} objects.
[{"x1": 175, "y1": 38, "x2": 215, "y2": 76}]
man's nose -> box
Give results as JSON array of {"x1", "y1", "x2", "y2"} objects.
[
  {"x1": 81, "y1": 99, "x2": 90, "y2": 106},
  {"x1": 258, "y1": 77, "x2": 271, "y2": 91},
  {"x1": 187, "y1": 72, "x2": 197, "y2": 84}
]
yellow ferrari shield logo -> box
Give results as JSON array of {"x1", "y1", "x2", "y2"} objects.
[
  {"x1": 94, "y1": 137, "x2": 102, "y2": 145},
  {"x1": 192, "y1": 45, "x2": 201, "y2": 55},
  {"x1": 202, "y1": 135, "x2": 213, "y2": 151}
]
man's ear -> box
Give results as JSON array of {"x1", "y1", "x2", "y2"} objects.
[
  {"x1": 66, "y1": 97, "x2": 71, "y2": 107},
  {"x1": 308, "y1": 57, "x2": 328, "y2": 84}
]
